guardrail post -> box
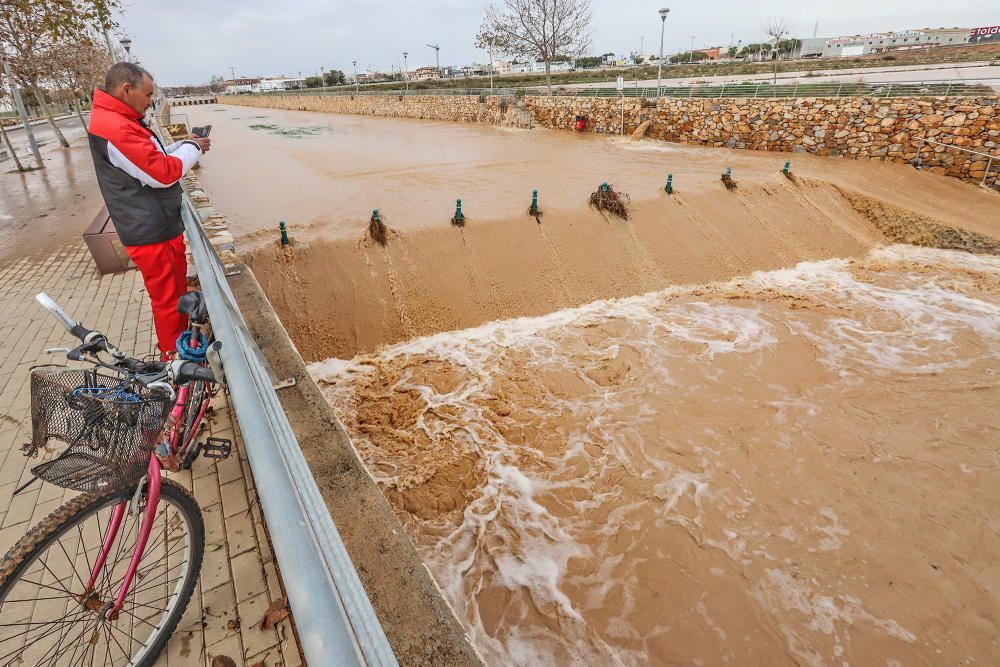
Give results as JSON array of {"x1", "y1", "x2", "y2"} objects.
[
  {"x1": 945, "y1": 82, "x2": 952, "y2": 96},
  {"x1": 886, "y1": 82, "x2": 894, "y2": 98},
  {"x1": 754, "y1": 83, "x2": 760, "y2": 98},
  {"x1": 792, "y1": 83, "x2": 798, "y2": 97},
  {"x1": 836, "y1": 82, "x2": 843, "y2": 97}
]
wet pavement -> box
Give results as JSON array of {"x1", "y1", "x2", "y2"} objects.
[{"x1": 0, "y1": 114, "x2": 104, "y2": 266}]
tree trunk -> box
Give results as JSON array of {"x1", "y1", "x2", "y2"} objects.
[
  {"x1": 0, "y1": 120, "x2": 27, "y2": 172},
  {"x1": 74, "y1": 98, "x2": 86, "y2": 130},
  {"x1": 33, "y1": 87, "x2": 70, "y2": 148},
  {"x1": 545, "y1": 60, "x2": 552, "y2": 96}
]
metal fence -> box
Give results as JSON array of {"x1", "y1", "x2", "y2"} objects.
[{"x1": 248, "y1": 77, "x2": 999, "y2": 100}]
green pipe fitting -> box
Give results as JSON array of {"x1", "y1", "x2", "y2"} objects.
[
  {"x1": 531, "y1": 190, "x2": 538, "y2": 210},
  {"x1": 279, "y1": 221, "x2": 289, "y2": 246},
  {"x1": 665, "y1": 174, "x2": 673, "y2": 194},
  {"x1": 455, "y1": 198, "x2": 464, "y2": 222}
]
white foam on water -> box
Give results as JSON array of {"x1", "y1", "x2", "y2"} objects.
[{"x1": 309, "y1": 244, "x2": 1000, "y2": 665}]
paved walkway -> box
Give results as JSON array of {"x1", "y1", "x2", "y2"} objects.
[{"x1": 0, "y1": 245, "x2": 302, "y2": 666}]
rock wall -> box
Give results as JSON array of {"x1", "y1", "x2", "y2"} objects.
[{"x1": 227, "y1": 93, "x2": 1000, "y2": 185}]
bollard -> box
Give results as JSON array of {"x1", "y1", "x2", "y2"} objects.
[
  {"x1": 665, "y1": 174, "x2": 673, "y2": 194},
  {"x1": 452, "y1": 198, "x2": 465, "y2": 226},
  {"x1": 279, "y1": 221, "x2": 289, "y2": 246},
  {"x1": 783, "y1": 161, "x2": 791, "y2": 176}
]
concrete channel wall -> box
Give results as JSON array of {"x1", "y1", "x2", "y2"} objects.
[{"x1": 227, "y1": 93, "x2": 1000, "y2": 185}]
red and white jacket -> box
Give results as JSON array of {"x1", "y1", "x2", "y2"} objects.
[{"x1": 88, "y1": 88, "x2": 202, "y2": 246}]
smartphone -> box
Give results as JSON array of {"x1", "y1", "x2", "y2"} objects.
[{"x1": 191, "y1": 125, "x2": 212, "y2": 138}]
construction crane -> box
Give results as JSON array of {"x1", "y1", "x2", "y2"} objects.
[{"x1": 426, "y1": 43, "x2": 440, "y2": 77}]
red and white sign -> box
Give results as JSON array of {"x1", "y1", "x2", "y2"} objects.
[{"x1": 971, "y1": 25, "x2": 1000, "y2": 37}]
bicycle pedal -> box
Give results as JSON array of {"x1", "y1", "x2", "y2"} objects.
[{"x1": 201, "y1": 437, "x2": 232, "y2": 460}]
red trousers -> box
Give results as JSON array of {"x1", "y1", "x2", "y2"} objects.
[{"x1": 125, "y1": 234, "x2": 187, "y2": 359}]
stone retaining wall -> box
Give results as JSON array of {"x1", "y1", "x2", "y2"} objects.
[{"x1": 227, "y1": 93, "x2": 1000, "y2": 185}]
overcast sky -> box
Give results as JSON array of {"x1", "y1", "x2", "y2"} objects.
[{"x1": 117, "y1": 0, "x2": 997, "y2": 86}]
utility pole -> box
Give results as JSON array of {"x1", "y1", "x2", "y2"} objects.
[
  {"x1": 640, "y1": 36, "x2": 645, "y2": 58},
  {"x1": 426, "y1": 43, "x2": 440, "y2": 77},
  {"x1": 229, "y1": 66, "x2": 237, "y2": 81},
  {"x1": 2, "y1": 56, "x2": 43, "y2": 169},
  {"x1": 353, "y1": 60, "x2": 359, "y2": 93},
  {"x1": 690, "y1": 35, "x2": 695, "y2": 64}
]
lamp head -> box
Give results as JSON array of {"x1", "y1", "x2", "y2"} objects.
[{"x1": 658, "y1": 8, "x2": 669, "y2": 20}]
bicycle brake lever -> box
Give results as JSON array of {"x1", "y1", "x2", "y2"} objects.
[{"x1": 44, "y1": 347, "x2": 72, "y2": 355}]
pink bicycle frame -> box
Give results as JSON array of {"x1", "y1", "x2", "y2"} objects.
[{"x1": 81, "y1": 456, "x2": 162, "y2": 620}]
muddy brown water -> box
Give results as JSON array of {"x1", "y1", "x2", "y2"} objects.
[{"x1": 192, "y1": 105, "x2": 1000, "y2": 665}]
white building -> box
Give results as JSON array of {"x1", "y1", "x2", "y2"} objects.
[{"x1": 258, "y1": 76, "x2": 305, "y2": 92}]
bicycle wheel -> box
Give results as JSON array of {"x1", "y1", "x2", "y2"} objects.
[{"x1": 0, "y1": 479, "x2": 204, "y2": 666}]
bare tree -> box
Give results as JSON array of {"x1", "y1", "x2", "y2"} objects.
[
  {"x1": 479, "y1": 0, "x2": 592, "y2": 95},
  {"x1": 0, "y1": 0, "x2": 119, "y2": 150},
  {"x1": 47, "y1": 34, "x2": 110, "y2": 129},
  {"x1": 0, "y1": 64, "x2": 26, "y2": 171},
  {"x1": 763, "y1": 16, "x2": 791, "y2": 86}
]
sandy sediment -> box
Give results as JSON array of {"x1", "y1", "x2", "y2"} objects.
[{"x1": 248, "y1": 178, "x2": 898, "y2": 362}]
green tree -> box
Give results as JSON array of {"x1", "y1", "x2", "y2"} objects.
[
  {"x1": 323, "y1": 69, "x2": 345, "y2": 86},
  {"x1": 304, "y1": 75, "x2": 323, "y2": 88}
]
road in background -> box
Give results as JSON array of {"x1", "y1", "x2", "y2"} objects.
[{"x1": 567, "y1": 61, "x2": 1000, "y2": 89}]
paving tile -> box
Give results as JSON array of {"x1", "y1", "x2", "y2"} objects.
[{"x1": 0, "y1": 247, "x2": 292, "y2": 665}]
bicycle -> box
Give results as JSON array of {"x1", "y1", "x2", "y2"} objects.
[{"x1": 0, "y1": 291, "x2": 228, "y2": 665}]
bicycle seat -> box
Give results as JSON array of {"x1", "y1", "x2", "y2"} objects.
[{"x1": 177, "y1": 291, "x2": 209, "y2": 323}]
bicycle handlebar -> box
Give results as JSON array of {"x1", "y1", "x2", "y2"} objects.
[{"x1": 36, "y1": 293, "x2": 80, "y2": 336}]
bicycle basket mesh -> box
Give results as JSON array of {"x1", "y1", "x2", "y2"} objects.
[{"x1": 26, "y1": 367, "x2": 172, "y2": 492}]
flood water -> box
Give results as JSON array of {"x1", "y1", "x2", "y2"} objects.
[
  {"x1": 312, "y1": 245, "x2": 1000, "y2": 665},
  {"x1": 186, "y1": 104, "x2": 1000, "y2": 665}
]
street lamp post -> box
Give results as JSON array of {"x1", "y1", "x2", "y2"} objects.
[
  {"x1": 656, "y1": 8, "x2": 669, "y2": 96},
  {"x1": 353, "y1": 60, "x2": 359, "y2": 93},
  {"x1": 120, "y1": 37, "x2": 132, "y2": 63},
  {"x1": 690, "y1": 35, "x2": 695, "y2": 64},
  {"x1": 402, "y1": 51, "x2": 408, "y2": 93}
]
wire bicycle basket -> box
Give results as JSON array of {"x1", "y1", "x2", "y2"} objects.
[{"x1": 23, "y1": 367, "x2": 172, "y2": 492}]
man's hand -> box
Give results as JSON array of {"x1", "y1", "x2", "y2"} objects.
[{"x1": 188, "y1": 135, "x2": 212, "y2": 153}]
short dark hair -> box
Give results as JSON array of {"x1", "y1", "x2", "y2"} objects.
[{"x1": 104, "y1": 62, "x2": 152, "y2": 92}]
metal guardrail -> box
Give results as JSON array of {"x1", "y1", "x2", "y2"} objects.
[
  {"x1": 179, "y1": 193, "x2": 398, "y2": 667},
  {"x1": 153, "y1": 99, "x2": 396, "y2": 666},
  {"x1": 913, "y1": 136, "x2": 999, "y2": 187},
  {"x1": 242, "y1": 77, "x2": 1000, "y2": 100}
]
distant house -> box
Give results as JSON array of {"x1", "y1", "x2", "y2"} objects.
[
  {"x1": 413, "y1": 66, "x2": 439, "y2": 81},
  {"x1": 692, "y1": 47, "x2": 722, "y2": 61},
  {"x1": 494, "y1": 61, "x2": 514, "y2": 74}
]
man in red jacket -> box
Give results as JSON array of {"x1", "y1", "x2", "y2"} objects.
[{"x1": 88, "y1": 62, "x2": 211, "y2": 359}]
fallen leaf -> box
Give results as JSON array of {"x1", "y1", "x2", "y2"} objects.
[
  {"x1": 210, "y1": 657, "x2": 237, "y2": 667},
  {"x1": 258, "y1": 597, "x2": 290, "y2": 630},
  {"x1": 205, "y1": 543, "x2": 224, "y2": 552},
  {"x1": 227, "y1": 617, "x2": 241, "y2": 632}
]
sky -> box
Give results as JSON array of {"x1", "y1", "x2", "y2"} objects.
[{"x1": 116, "y1": 0, "x2": 998, "y2": 86}]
